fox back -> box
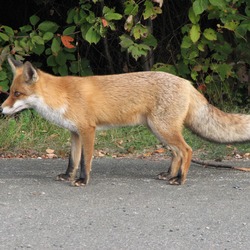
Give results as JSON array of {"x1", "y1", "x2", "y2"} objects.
[{"x1": 2, "y1": 59, "x2": 193, "y2": 134}]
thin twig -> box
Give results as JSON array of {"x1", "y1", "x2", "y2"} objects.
[{"x1": 191, "y1": 158, "x2": 250, "y2": 172}]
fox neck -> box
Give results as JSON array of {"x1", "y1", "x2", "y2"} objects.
[{"x1": 28, "y1": 94, "x2": 78, "y2": 133}]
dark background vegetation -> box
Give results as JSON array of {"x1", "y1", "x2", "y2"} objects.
[{"x1": 0, "y1": 0, "x2": 249, "y2": 108}]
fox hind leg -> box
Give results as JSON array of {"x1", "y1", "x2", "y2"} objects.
[
  {"x1": 148, "y1": 120, "x2": 192, "y2": 185},
  {"x1": 168, "y1": 141, "x2": 192, "y2": 185},
  {"x1": 157, "y1": 149, "x2": 177, "y2": 181}
]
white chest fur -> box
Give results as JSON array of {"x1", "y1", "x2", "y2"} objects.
[{"x1": 27, "y1": 95, "x2": 78, "y2": 132}]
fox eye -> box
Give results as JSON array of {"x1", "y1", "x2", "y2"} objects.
[{"x1": 14, "y1": 91, "x2": 21, "y2": 97}]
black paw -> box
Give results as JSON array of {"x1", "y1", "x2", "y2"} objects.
[
  {"x1": 71, "y1": 178, "x2": 88, "y2": 187},
  {"x1": 56, "y1": 173, "x2": 71, "y2": 181},
  {"x1": 157, "y1": 172, "x2": 170, "y2": 180},
  {"x1": 168, "y1": 177, "x2": 181, "y2": 185},
  {"x1": 168, "y1": 176, "x2": 186, "y2": 185}
]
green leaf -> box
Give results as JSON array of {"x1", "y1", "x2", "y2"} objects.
[
  {"x1": 80, "y1": 58, "x2": 93, "y2": 76},
  {"x1": 193, "y1": 0, "x2": 208, "y2": 16},
  {"x1": 58, "y1": 64, "x2": 68, "y2": 76},
  {"x1": 0, "y1": 32, "x2": 9, "y2": 41},
  {"x1": 203, "y1": 28, "x2": 217, "y2": 41},
  {"x1": 51, "y1": 37, "x2": 61, "y2": 55},
  {"x1": 20, "y1": 25, "x2": 32, "y2": 33},
  {"x1": 154, "y1": 7, "x2": 162, "y2": 15},
  {"x1": 67, "y1": 9, "x2": 76, "y2": 24},
  {"x1": 240, "y1": 20, "x2": 250, "y2": 31},
  {"x1": 104, "y1": 12, "x2": 122, "y2": 21},
  {"x1": 188, "y1": 7, "x2": 200, "y2": 24},
  {"x1": 224, "y1": 21, "x2": 239, "y2": 31},
  {"x1": 80, "y1": 23, "x2": 92, "y2": 40},
  {"x1": 176, "y1": 62, "x2": 190, "y2": 76},
  {"x1": 119, "y1": 35, "x2": 134, "y2": 49},
  {"x1": 102, "y1": 6, "x2": 111, "y2": 15},
  {"x1": 38, "y1": 21, "x2": 59, "y2": 33},
  {"x1": 0, "y1": 79, "x2": 9, "y2": 92},
  {"x1": 124, "y1": 1, "x2": 139, "y2": 16},
  {"x1": 142, "y1": 34, "x2": 157, "y2": 48},
  {"x1": 209, "y1": 0, "x2": 226, "y2": 9},
  {"x1": 70, "y1": 58, "x2": 93, "y2": 76},
  {"x1": 20, "y1": 38, "x2": 29, "y2": 51},
  {"x1": 132, "y1": 24, "x2": 148, "y2": 40},
  {"x1": 152, "y1": 63, "x2": 177, "y2": 75},
  {"x1": 143, "y1": 0, "x2": 154, "y2": 19},
  {"x1": 13, "y1": 40, "x2": 24, "y2": 52},
  {"x1": 43, "y1": 32, "x2": 54, "y2": 42},
  {"x1": 84, "y1": 27, "x2": 101, "y2": 44},
  {"x1": 32, "y1": 44, "x2": 45, "y2": 55},
  {"x1": 191, "y1": 70, "x2": 198, "y2": 80},
  {"x1": 197, "y1": 41, "x2": 205, "y2": 51},
  {"x1": 189, "y1": 50, "x2": 199, "y2": 59},
  {"x1": 86, "y1": 11, "x2": 96, "y2": 24},
  {"x1": 3, "y1": 26, "x2": 14, "y2": 36},
  {"x1": 64, "y1": 53, "x2": 76, "y2": 61},
  {"x1": 30, "y1": 15, "x2": 40, "y2": 26},
  {"x1": 55, "y1": 51, "x2": 67, "y2": 66},
  {"x1": 138, "y1": 43, "x2": 150, "y2": 51},
  {"x1": 127, "y1": 43, "x2": 150, "y2": 60},
  {"x1": 0, "y1": 71, "x2": 7, "y2": 81},
  {"x1": 205, "y1": 75, "x2": 213, "y2": 84},
  {"x1": 63, "y1": 26, "x2": 76, "y2": 36},
  {"x1": 189, "y1": 24, "x2": 201, "y2": 43},
  {"x1": 69, "y1": 61, "x2": 79, "y2": 74},
  {"x1": 32, "y1": 35, "x2": 44, "y2": 45},
  {"x1": 211, "y1": 63, "x2": 232, "y2": 80},
  {"x1": 181, "y1": 36, "x2": 192, "y2": 49},
  {"x1": 246, "y1": 6, "x2": 250, "y2": 17},
  {"x1": 127, "y1": 45, "x2": 141, "y2": 60},
  {"x1": 45, "y1": 48, "x2": 52, "y2": 55},
  {"x1": 103, "y1": 6, "x2": 122, "y2": 20},
  {"x1": 47, "y1": 55, "x2": 57, "y2": 66}
]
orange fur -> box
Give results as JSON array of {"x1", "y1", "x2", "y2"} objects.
[{"x1": 2, "y1": 58, "x2": 250, "y2": 186}]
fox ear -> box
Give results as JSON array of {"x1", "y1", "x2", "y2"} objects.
[
  {"x1": 23, "y1": 61, "x2": 39, "y2": 84},
  {"x1": 8, "y1": 56, "x2": 23, "y2": 75}
]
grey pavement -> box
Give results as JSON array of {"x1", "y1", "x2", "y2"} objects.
[{"x1": 0, "y1": 157, "x2": 250, "y2": 250}]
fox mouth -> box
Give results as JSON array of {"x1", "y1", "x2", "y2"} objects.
[{"x1": 2, "y1": 104, "x2": 29, "y2": 115}]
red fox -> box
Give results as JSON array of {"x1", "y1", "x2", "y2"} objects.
[{"x1": 1, "y1": 57, "x2": 250, "y2": 186}]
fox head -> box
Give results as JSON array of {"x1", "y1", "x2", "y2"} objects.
[{"x1": 1, "y1": 57, "x2": 40, "y2": 115}]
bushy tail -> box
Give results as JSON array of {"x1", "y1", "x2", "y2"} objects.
[{"x1": 185, "y1": 89, "x2": 250, "y2": 143}]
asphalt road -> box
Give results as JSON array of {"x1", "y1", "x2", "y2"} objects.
[{"x1": 0, "y1": 157, "x2": 250, "y2": 250}]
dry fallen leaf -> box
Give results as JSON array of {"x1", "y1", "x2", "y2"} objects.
[
  {"x1": 154, "y1": 148, "x2": 165, "y2": 154},
  {"x1": 46, "y1": 148, "x2": 55, "y2": 154},
  {"x1": 46, "y1": 153, "x2": 57, "y2": 159}
]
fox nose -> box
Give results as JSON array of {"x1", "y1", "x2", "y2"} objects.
[{"x1": 0, "y1": 106, "x2": 3, "y2": 113}]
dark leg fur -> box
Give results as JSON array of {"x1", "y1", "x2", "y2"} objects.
[
  {"x1": 73, "y1": 148, "x2": 88, "y2": 186},
  {"x1": 56, "y1": 149, "x2": 86, "y2": 182}
]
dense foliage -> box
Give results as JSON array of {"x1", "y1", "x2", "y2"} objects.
[{"x1": 0, "y1": 0, "x2": 249, "y2": 107}]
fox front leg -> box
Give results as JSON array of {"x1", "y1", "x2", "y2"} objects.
[
  {"x1": 56, "y1": 149, "x2": 85, "y2": 182},
  {"x1": 72, "y1": 127, "x2": 95, "y2": 187}
]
